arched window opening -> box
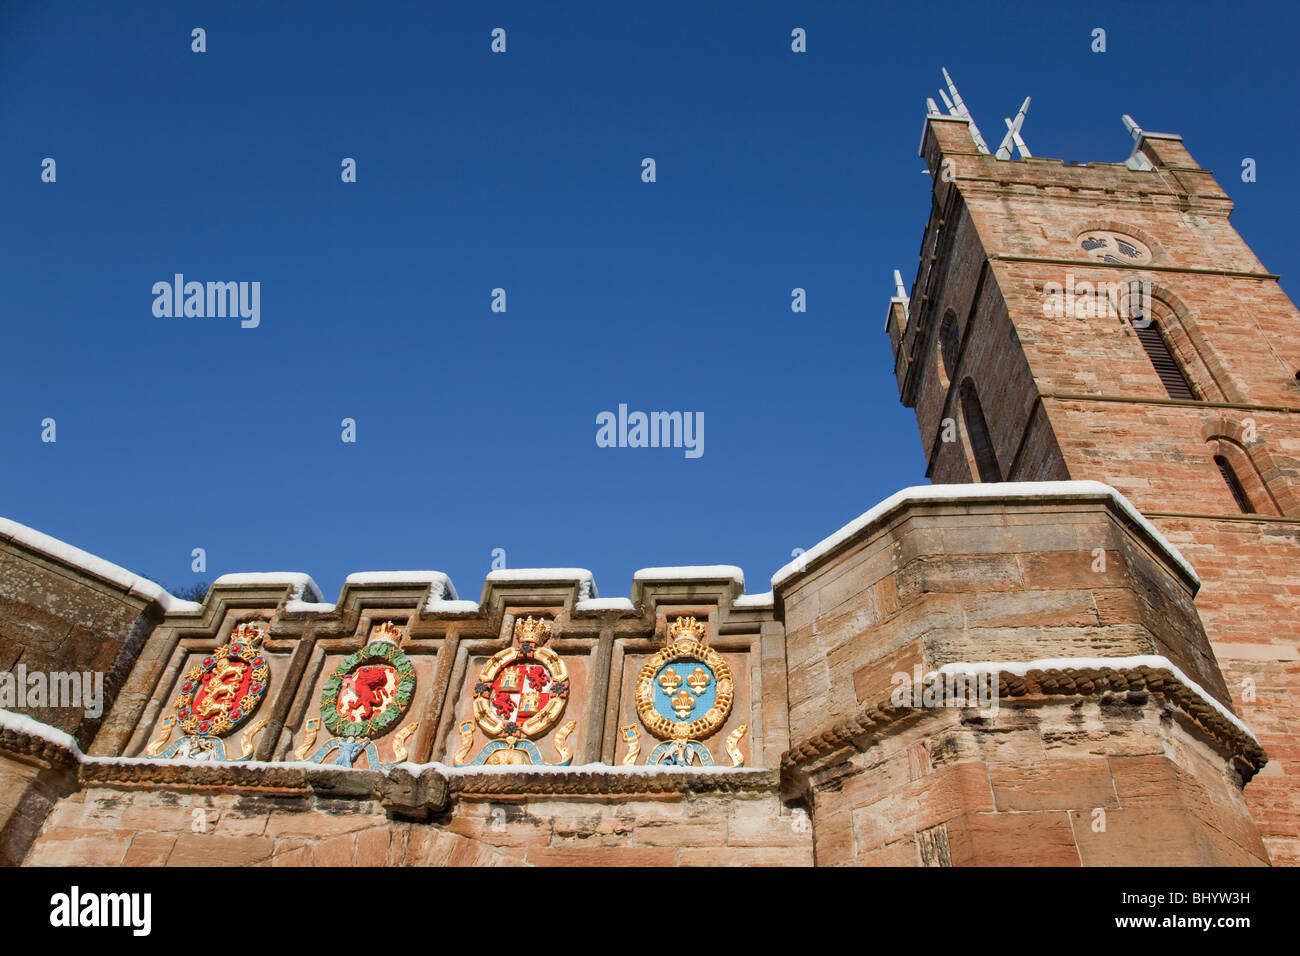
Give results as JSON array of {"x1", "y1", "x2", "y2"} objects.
[
  {"x1": 939, "y1": 310, "x2": 959, "y2": 382},
  {"x1": 1132, "y1": 319, "x2": 1196, "y2": 400},
  {"x1": 1214, "y1": 455, "x2": 1254, "y2": 514},
  {"x1": 960, "y1": 381, "x2": 1002, "y2": 482}
]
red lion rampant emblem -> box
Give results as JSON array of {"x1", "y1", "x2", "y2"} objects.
[{"x1": 338, "y1": 665, "x2": 395, "y2": 721}]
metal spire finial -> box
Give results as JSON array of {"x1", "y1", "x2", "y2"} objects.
[
  {"x1": 938, "y1": 68, "x2": 991, "y2": 154},
  {"x1": 995, "y1": 97, "x2": 1032, "y2": 160}
]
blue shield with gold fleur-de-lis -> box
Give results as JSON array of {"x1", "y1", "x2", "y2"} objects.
[{"x1": 651, "y1": 661, "x2": 717, "y2": 728}]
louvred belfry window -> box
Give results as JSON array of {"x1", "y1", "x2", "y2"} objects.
[
  {"x1": 1132, "y1": 319, "x2": 1196, "y2": 399},
  {"x1": 1214, "y1": 455, "x2": 1255, "y2": 514}
]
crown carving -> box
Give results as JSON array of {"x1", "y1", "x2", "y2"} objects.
[
  {"x1": 230, "y1": 622, "x2": 267, "y2": 646},
  {"x1": 370, "y1": 620, "x2": 405, "y2": 646},
  {"x1": 513, "y1": 615, "x2": 553, "y2": 645},
  {"x1": 668, "y1": 615, "x2": 707, "y2": 643}
]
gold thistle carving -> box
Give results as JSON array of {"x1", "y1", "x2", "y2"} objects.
[
  {"x1": 240, "y1": 718, "x2": 270, "y2": 759},
  {"x1": 390, "y1": 721, "x2": 419, "y2": 763},
  {"x1": 454, "y1": 719, "x2": 477, "y2": 764},
  {"x1": 620, "y1": 724, "x2": 640, "y2": 765},
  {"x1": 725, "y1": 724, "x2": 749, "y2": 767},
  {"x1": 293, "y1": 717, "x2": 320, "y2": 761},
  {"x1": 145, "y1": 714, "x2": 176, "y2": 756},
  {"x1": 552, "y1": 720, "x2": 577, "y2": 764}
]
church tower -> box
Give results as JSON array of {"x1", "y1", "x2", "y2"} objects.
[{"x1": 888, "y1": 86, "x2": 1300, "y2": 864}]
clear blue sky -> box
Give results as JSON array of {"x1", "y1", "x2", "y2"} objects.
[{"x1": 3, "y1": 1, "x2": 1298, "y2": 601}]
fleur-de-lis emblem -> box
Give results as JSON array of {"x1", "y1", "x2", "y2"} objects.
[
  {"x1": 687, "y1": 666, "x2": 711, "y2": 696},
  {"x1": 657, "y1": 667, "x2": 682, "y2": 695},
  {"x1": 670, "y1": 689, "x2": 696, "y2": 719}
]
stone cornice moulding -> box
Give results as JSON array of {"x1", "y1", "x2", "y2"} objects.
[
  {"x1": 0, "y1": 710, "x2": 772, "y2": 812},
  {"x1": 770, "y1": 481, "x2": 1200, "y2": 592},
  {"x1": 779, "y1": 657, "x2": 1267, "y2": 795}
]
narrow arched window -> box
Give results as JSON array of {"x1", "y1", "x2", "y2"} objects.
[
  {"x1": 1214, "y1": 454, "x2": 1255, "y2": 514},
  {"x1": 939, "y1": 310, "x2": 959, "y2": 381},
  {"x1": 1132, "y1": 319, "x2": 1196, "y2": 399},
  {"x1": 960, "y1": 381, "x2": 1002, "y2": 482}
]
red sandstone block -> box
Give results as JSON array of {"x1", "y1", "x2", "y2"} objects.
[
  {"x1": 678, "y1": 846, "x2": 813, "y2": 866},
  {"x1": 947, "y1": 811, "x2": 1080, "y2": 866},
  {"x1": 311, "y1": 833, "x2": 357, "y2": 867},
  {"x1": 356, "y1": 827, "x2": 390, "y2": 863},
  {"x1": 164, "y1": 834, "x2": 274, "y2": 867},
  {"x1": 524, "y1": 846, "x2": 677, "y2": 867},
  {"x1": 989, "y1": 757, "x2": 1119, "y2": 812}
]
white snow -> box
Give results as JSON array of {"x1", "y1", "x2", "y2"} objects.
[
  {"x1": 733, "y1": 591, "x2": 774, "y2": 608},
  {"x1": 633, "y1": 565, "x2": 746, "y2": 586},
  {"x1": 486, "y1": 568, "x2": 598, "y2": 600},
  {"x1": 285, "y1": 600, "x2": 337, "y2": 614},
  {"x1": 425, "y1": 599, "x2": 480, "y2": 614},
  {"x1": 575, "y1": 597, "x2": 636, "y2": 612},
  {"x1": 391, "y1": 761, "x2": 766, "y2": 776},
  {"x1": 929, "y1": 654, "x2": 1258, "y2": 744},
  {"x1": 211, "y1": 572, "x2": 323, "y2": 602},
  {"x1": 0, "y1": 709, "x2": 764, "y2": 775},
  {"x1": 771, "y1": 481, "x2": 1199, "y2": 588},
  {"x1": 345, "y1": 571, "x2": 458, "y2": 601},
  {"x1": 0, "y1": 708, "x2": 84, "y2": 754},
  {"x1": 0, "y1": 516, "x2": 199, "y2": 614}
]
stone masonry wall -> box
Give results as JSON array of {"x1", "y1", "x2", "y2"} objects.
[{"x1": 891, "y1": 114, "x2": 1300, "y2": 864}]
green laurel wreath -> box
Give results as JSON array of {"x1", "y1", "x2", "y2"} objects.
[{"x1": 320, "y1": 641, "x2": 416, "y2": 738}]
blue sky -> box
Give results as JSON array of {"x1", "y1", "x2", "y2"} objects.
[{"x1": 3, "y1": 1, "x2": 1298, "y2": 601}]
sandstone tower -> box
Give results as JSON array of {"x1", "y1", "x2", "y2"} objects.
[
  {"x1": 887, "y1": 105, "x2": 1300, "y2": 864},
  {"x1": 0, "y1": 85, "x2": 1286, "y2": 869}
]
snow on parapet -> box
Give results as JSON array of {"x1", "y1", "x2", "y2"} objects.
[
  {"x1": 211, "y1": 572, "x2": 323, "y2": 603},
  {"x1": 0, "y1": 707, "x2": 84, "y2": 755},
  {"x1": 575, "y1": 597, "x2": 636, "y2": 613},
  {"x1": 770, "y1": 481, "x2": 1199, "y2": 589},
  {"x1": 733, "y1": 591, "x2": 774, "y2": 609},
  {"x1": 0, "y1": 516, "x2": 200, "y2": 614},
  {"x1": 633, "y1": 566, "x2": 745, "y2": 587},
  {"x1": 344, "y1": 571, "x2": 458, "y2": 601},
  {"x1": 426, "y1": 599, "x2": 480, "y2": 614},
  {"x1": 284, "y1": 600, "x2": 337, "y2": 614},
  {"x1": 485, "y1": 568, "x2": 598, "y2": 600}
]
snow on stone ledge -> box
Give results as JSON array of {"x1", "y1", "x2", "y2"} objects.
[
  {"x1": 285, "y1": 600, "x2": 337, "y2": 614},
  {"x1": 485, "y1": 568, "x2": 598, "y2": 600},
  {"x1": 0, "y1": 516, "x2": 200, "y2": 614},
  {"x1": 345, "y1": 571, "x2": 458, "y2": 601},
  {"x1": 770, "y1": 481, "x2": 1198, "y2": 589},
  {"x1": 393, "y1": 760, "x2": 767, "y2": 777},
  {"x1": 0, "y1": 708, "x2": 84, "y2": 755},
  {"x1": 633, "y1": 565, "x2": 745, "y2": 586},
  {"x1": 930, "y1": 654, "x2": 1258, "y2": 745},
  {"x1": 211, "y1": 572, "x2": 323, "y2": 602},
  {"x1": 575, "y1": 597, "x2": 636, "y2": 613},
  {"x1": 425, "y1": 599, "x2": 480, "y2": 614},
  {"x1": 733, "y1": 591, "x2": 774, "y2": 608}
]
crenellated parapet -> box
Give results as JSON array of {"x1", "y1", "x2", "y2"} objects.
[{"x1": 93, "y1": 565, "x2": 783, "y2": 775}]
